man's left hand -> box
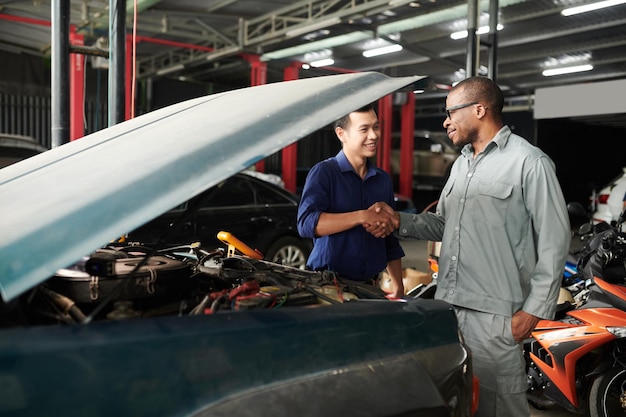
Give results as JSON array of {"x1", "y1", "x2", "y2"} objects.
[{"x1": 511, "y1": 310, "x2": 540, "y2": 343}]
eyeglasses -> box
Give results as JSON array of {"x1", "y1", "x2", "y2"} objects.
[{"x1": 444, "y1": 101, "x2": 479, "y2": 119}]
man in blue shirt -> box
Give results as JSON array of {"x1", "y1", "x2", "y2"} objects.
[{"x1": 297, "y1": 103, "x2": 404, "y2": 298}]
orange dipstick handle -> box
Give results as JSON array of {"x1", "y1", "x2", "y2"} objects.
[{"x1": 217, "y1": 231, "x2": 263, "y2": 259}]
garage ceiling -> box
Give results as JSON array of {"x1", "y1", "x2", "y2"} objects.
[{"x1": 1, "y1": 0, "x2": 625, "y2": 126}]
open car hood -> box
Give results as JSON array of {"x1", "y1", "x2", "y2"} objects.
[{"x1": 0, "y1": 72, "x2": 424, "y2": 301}]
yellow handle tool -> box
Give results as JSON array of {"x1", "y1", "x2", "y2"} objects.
[{"x1": 217, "y1": 231, "x2": 263, "y2": 259}]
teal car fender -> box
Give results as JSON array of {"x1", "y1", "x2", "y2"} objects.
[{"x1": 0, "y1": 299, "x2": 472, "y2": 417}]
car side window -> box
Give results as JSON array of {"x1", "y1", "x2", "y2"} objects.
[
  {"x1": 254, "y1": 181, "x2": 292, "y2": 205},
  {"x1": 201, "y1": 176, "x2": 255, "y2": 208}
]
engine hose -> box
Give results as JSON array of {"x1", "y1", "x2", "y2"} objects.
[
  {"x1": 302, "y1": 286, "x2": 342, "y2": 305},
  {"x1": 207, "y1": 294, "x2": 228, "y2": 314},
  {"x1": 39, "y1": 286, "x2": 87, "y2": 323},
  {"x1": 189, "y1": 295, "x2": 211, "y2": 316}
]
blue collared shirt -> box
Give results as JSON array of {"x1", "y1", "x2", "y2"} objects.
[{"x1": 297, "y1": 150, "x2": 404, "y2": 281}]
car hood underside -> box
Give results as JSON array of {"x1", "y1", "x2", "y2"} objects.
[{"x1": 0, "y1": 72, "x2": 424, "y2": 301}]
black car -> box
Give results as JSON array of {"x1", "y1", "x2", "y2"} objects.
[
  {"x1": 0, "y1": 133, "x2": 48, "y2": 169},
  {"x1": 126, "y1": 171, "x2": 312, "y2": 269}
]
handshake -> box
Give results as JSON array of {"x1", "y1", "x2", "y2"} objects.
[{"x1": 363, "y1": 202, "x2": 400, "y2": 238}]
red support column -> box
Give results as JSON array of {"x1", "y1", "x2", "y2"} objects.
[
  {"x1": 125, "y1": 35, "x2": 133, "y2": 120},
  {"x1": 250, "y1": 58, "x2": 267, "y2": 86},
  {"x1": 281, "y1": 62, "x2": 301, "y2": 193},
  {"x1": 249, "y1": 56, "x2": 267, "y2": 172},
  {"x1": 399, "y1": 92, "x2": 415, "y2": 199},
  {"x1": 69, "y1": 28, "x2": 85, "y2": 141},
  {"x1": 377, "y1": 95, "x2": 393, "y2": 174}
]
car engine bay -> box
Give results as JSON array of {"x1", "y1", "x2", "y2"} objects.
[{"x1": 0, "y1": 239, "x2": 388, "y2": 328}]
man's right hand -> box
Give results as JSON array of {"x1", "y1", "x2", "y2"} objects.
[
  {"x1": 362, "y1": 202, "x2": 400, "y2": 238},
  {"x1": 371, "y1": 202, "x2": 400, "y2": 228}
]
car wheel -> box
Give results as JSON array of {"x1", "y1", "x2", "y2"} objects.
[{"x1": 265, "y1": 237, "x2": 310, "y2": 270}]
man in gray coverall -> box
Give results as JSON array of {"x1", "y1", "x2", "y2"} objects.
[{"x1": 374, "y1": 76, "x2": 571, "y2": 417}]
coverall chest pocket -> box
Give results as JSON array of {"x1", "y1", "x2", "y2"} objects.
[{"x1": 469, "y1": 181, "x2": 513, "y2": 226}]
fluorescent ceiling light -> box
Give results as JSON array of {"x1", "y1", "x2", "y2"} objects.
[
  {"x1": 562, "y1": 0, "x2": 626, "y2": 16},
  {"x1": 451, "y1": 24, "x2": 503, "y2": 40},
  {"x1": 261, "y1": 0, "x2": 523, "y2": 62},
  {"x1": 156, "y1": 63, "x2": 184, "y2": 76},
  {"x1": 363, "y1": 44, "x2": 403, "y2": 58},
  {"x1": 261, "y1": 31, "x2": 371, "y2": 61},
  {"x1": 450, "y1": 30, "x2": 468, "y2": 40},
  {"x1": 379, "y1": 0, "x2": 527, "y2": 35},
  {"x1": 542, "y1": 64, "x2": 593, "y2": 76},
  {"x1": 285, "y1": 17, "x2": 341, "y2": 38},
  {"x1": 388, "y1": 0, "x2": 414, "y2": 6},
  {"x1": 309, "y1": 58, "x2": 334, "y2": 67}
]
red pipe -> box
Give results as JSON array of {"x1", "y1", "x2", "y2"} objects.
[
  {"x1": 0, "y1": 13, "x2": 51, "y2": 27},
  {"x1": 322, "y1": 65, "x2": 357, "y2": 74},
  {"x1": 134, "y1": 35, "x2": 216, "y2": 52}
]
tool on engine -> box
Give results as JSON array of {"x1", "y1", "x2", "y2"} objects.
[{"x1": 217, "y1": 231, "x2": 263, "y2": 259}]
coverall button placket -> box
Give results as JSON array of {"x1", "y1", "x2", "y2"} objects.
[
  {"x1": 446, "y1": 154, "x2": 482, "y2": 286},
  {"x1": 446, "y1": 152, "x2": 486, "y2": 285}
]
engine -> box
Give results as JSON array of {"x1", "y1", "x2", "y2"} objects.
[{"x1": 0, "y1": 242, "x2": 386, "y2": 328}]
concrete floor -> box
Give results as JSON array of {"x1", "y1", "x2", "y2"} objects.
[{"x1": 397, "y1": 239, "x2": 576, "y2": 417}]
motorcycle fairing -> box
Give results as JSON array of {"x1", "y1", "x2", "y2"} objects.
[
  {"x1": 595, "y1": 277, "x2": 626, "y2": 311},
  {"x1": 529, "y1": 308, "x2": 626, "y2": 408}
]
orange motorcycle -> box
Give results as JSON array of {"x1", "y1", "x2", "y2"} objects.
[{"x1": 525, "y1": 208, "x2": 626, "y2": 417}]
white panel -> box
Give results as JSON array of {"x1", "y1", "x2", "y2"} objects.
[{"x1": 534, "y1": 79, "x2": 626, "y2": 119}]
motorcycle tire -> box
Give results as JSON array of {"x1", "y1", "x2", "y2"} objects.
[{"x1": 589, "y1": 367, "x2": 626, "y2": 417}]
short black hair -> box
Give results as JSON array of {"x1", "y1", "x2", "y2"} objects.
[
  {"x1": 452, "y1": 77, "x2": 504, "y2": 115},
  {"x1": 334, "y1": 103, "x2": 376, "y2": 130}
]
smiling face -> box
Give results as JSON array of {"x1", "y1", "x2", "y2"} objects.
[
  {"x1": 441, "y1": 77, "x2": 505, "y2": 154},
  {"x1": 442, "y1": 87, "x2": 481, "y2": 148},
  {"x1": 336, "y1": 108, "x2": 380, "y2": 163}
]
